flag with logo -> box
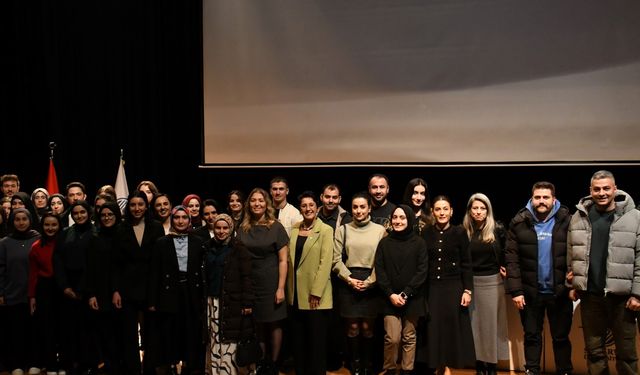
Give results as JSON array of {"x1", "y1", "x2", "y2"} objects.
[{"x1": 115, "y1": 153, "x2": 129, "y2": 214}]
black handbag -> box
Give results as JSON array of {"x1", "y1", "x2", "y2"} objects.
[{"x1": 235, "y1": 317, "x2": 262, "y2": 367}]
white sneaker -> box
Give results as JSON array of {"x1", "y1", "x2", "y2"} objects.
[
  {"x1": 28, "y1": 368, "x2": 41, "y2": 375},
  {"x1": 11, "y1": 369, "x2": 25, "y2": 375}
]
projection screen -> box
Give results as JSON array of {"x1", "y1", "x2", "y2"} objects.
[{"x1": 202, "y1": 0, "x2": 640, "y2": 167}]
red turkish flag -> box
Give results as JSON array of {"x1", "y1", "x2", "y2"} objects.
[{"x1": 46, "y1": 159, "x2": 59, "y2": 195}]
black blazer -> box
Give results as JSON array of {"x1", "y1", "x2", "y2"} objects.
[
  {"x1": 148, "y1": 233, "x2": 206, "y2": 314},
  {"x1": 112, "y1": 219, "x2": 165, "y2": 303}
]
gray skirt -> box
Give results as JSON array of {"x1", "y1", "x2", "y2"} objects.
[{"x1": 469, "y1": 273, "x2": 510, "y2": 363}]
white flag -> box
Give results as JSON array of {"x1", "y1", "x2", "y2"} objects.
[{"x1": 115, "y1": 157, "x2": 130, "y2": 214}]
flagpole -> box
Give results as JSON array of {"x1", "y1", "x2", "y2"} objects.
[
  {"x1": 46, "y1": 142, "x2": 60, "y2": 194},
  {"x1": 49, "y1": 141, "x2": 56, "y2": 159}
]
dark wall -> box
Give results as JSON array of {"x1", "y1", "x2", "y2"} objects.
[{"x1": 4, "y1": 1, "x2": 639, "y2": 225}]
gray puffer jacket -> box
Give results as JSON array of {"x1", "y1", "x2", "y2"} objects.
[{"x1": 567, "y1": 190, "x2": 640, "y2": 296}]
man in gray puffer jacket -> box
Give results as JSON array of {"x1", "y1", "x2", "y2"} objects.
[{"x1": 567, "y1": 170, "x2": 640, "y2": 375}]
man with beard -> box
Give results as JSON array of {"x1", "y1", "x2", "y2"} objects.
[
  {"x1": 505, "y1": 181, "x2": 573, "y2": 375},
  {"x1": 317, "y1": 183, "x2": 352, "y2": 371},
  {"x1": 367, "y1": 174, "x2": 396, "y2": 228},
  {"x1": 317, "y1": 184, "x2": 351, "y2": 230}
]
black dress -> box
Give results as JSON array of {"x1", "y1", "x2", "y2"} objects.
[
  {"x1": 421, "y1": 224, "x2": 475, "y2": 369},
  {"x1": 236, "y1": 222, "x2": 289, "y2": 322}
]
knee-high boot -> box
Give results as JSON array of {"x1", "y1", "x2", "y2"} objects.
[
  {"x1": 361, "y1": 336, "x2": 374, "y2": 375},
  {"x1": 347, "y1": 336, "x2": 361, "y2": 375}
]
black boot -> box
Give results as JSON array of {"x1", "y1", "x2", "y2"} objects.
[
  {"x1": 361, "y1": 336, "x2": 374, "y2": 375},
  {"x1": 486, "y1": 363, "x2": 497, "y2": 375},
  {"x1": 347, "y1": 336, "x2": 361, "y2": 375},
  {"x1": 476, "y1": 361, "x2": 487, "y2": 375},
  {"x1": 256, "y1": 359, "x2": 273, "y2": 375}
]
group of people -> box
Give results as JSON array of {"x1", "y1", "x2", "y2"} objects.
[{"x1": 0, "y1": 170, "x2": 639, "y2": 375}]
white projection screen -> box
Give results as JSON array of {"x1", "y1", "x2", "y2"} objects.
[{"x1": 202, "y1": 0, "x2": 640, "y2": 167}]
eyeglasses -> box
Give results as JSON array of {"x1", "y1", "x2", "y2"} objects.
[{"x1": 101, "y1": 213, "x2": 115, "y2": 219}]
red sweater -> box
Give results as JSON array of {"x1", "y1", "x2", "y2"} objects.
[{"x1": 28, "y1": 238, "x2": 56, "y2": 298}]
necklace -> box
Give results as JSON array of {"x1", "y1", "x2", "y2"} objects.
[{"x1": 300, "y1": 222, "x2": 314, "y2": 231}]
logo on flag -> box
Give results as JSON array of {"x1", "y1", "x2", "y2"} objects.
[{"x1": 115, "y1": 157, "x2": 129, "y2": 214}]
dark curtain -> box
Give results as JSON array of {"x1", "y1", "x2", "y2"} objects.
[
  {"x1": 5, "y1": 0, "x2": 204, "y2": 195},
  {"x1": 3, "y1": 1, "x2": 639, "y2": 224}
]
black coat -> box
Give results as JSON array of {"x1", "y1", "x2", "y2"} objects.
[
  {"x1": 504, "y1": 205, "x2": 571, "y2": 299},
  {"x1": 374, "y1": 233, "x2": 428, "y2": 317},
  {"x1": 112, "y1": 219, "x2": 165, "y2": 303},
  {"x1": 84, "y1": 228, "x2": 118, "y2": 310},
  {"x1": 54, "y1": 223, "x2": 96, "y2": 293},
  {"x1": 204, "y1": 238, "x2": 255, "y2": 342},
  {"x1": 148, "y1": 234, "x2": 206, "y2": 314}
]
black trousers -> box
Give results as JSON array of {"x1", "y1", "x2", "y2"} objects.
[
  {"x1": 120, "y1": 300, "x2": 156, "y2": 374},
  {"x1": 519, "y1": 293, "x2": 573, "y2": 374},
  {"x1": 33, "y1": 277, "x2": 60, "y2": 370},
  {"x1": 291, "y1": 308, "x2": 329, "y2": 375},
  {"x1": 59, "y1": 296, "x2": 92, "y2": 371},
  {"x1": 154, "y1": 282, "x2": 205, "y2": 373},
  {"x1": 1, "y1": 303, "x2": 32, "y2": 371}
]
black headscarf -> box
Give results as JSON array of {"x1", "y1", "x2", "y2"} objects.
[
  {"x1": 11, "y1": 191, "x2": 41, "y2": 228},
  {"x1": 69, "y1": 200, "x2": 93, "y2": 233},
  {"x1": 389, "y1": 204, "x2": 416, "y2": 240},
  {"x1": 97, "y1": 201, "x2": 122, "y2": 235},
  {"x1": 8, "y1": 207, "x2": 40, "y2": 240}
]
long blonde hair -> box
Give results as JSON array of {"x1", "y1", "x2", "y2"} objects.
[
  {"x1": 462, "y1": 193, "x2": 496, "y2": 243},
  {"x1": 240, "y1": 187, "x2": 277, "y2": 233}
]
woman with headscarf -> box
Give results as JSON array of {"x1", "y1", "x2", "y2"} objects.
[
  {"x1": 0, "y1": 208, "x2": 41, "y2": 374},
  {"x1": 148, "y1": 205, "x2": 206, "y2": 375},
  {"x1": 182, "y1": 194, "x2": 204, "y2": 230},
  {"x1": 205, "y1": 213, "x2": 254, "y2": 375},
  {"x1": 374, "y1": 205, "x2": 428, "y2": 375},
  {"x1": 11, "y1": 191, "x2": 41, "y2": 229},
  {"x1": 28, "y1": 212, "x2": 63, "y2": 375},
  {"x1": 112, "y1": 191, "x2": 165, "y2": 374},
  {"x1": 53, "y1": 200, "x2": 97, "y2": 374},
  {"x1": 31, "y1": 188, "x2": 50, "y2": 220},
  {"x1": 85, "y1": 201, "x2": 123, "y2": 373}
]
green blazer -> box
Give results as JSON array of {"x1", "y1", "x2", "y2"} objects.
[{"x1": 286, "y1": 218, "x2": 334, "y2": 310}]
